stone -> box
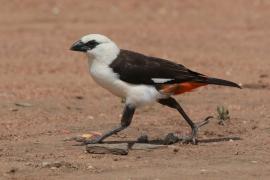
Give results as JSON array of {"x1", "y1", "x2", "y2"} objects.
[
  {"x1": 86, "y1": 143, "x2": 129, "y2": 155},
  {"x1": 131, "y1": 143, "x2": 167, "y2": 150}
]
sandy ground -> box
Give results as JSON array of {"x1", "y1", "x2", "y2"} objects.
[{"x1": 1, "y1": 0, "x2": 270, "y2": 179}]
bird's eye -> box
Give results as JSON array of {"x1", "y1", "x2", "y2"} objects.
[{"x1": 85, "y1": 40, "x2": 99, "y2": 49}]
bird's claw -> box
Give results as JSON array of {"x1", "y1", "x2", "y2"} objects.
[
  {"x1": 184, "y1": 116, "x2": 214, "y2": 145},
  {"x1": 196, "y1": 116, "x2": 213, "y2": 128}
]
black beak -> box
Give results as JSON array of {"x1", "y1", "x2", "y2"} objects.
[{"x1": 70, "y1": 40, "x2": 88, "y2": 52}]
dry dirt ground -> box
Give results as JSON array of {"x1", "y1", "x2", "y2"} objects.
[{"x1": 1, "y1": 0, "x2": 270, "y2": 179}]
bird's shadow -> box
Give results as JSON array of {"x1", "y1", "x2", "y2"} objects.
[{"x1": 84, "y1": 136, "x2": 241, "y2": 147}]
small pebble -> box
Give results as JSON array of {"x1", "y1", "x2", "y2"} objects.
[
  {"x1": 173, "y1": 148, "x2": 179, "y2": 153},
  {"x1": 52, "y1": 7, "x2": 60, "y2": 15},
  {"x1": 87, "y1": 165, "x2": 95, "y2": 170},
  {"x1": 136, "y1": 156, "x2": 141, "y2": 159},
  {"x1": 113, "y1": 157, "x2": 120, "y2": 161},
  {"x1": 200, "y1": 169, "x2": 207, "y2": 172},
  {"x1": 251, "y1": 126, "x2": 257, "y2": 130},
  {"x1": 7, "y1": 167, "x2": 17, "y2": 174},
  {"x1": 87, "y1": 115, "x2": 94, "y2": 120},
  {"x1": 42, "y1": 161, "x2": 63, "y2": 168},
  {"x1": 15, "y1": 102, "x2": 32, "y2": 107},
  {"x1": 259, "y1": 74, "x2": 268, "y2": 78},
  {"x1": 75, "y1": 96, "x2": 84, "y2": 100}
]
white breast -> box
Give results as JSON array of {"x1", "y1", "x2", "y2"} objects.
[
  {"x1": 89, "y1": 60, "x2": 128, "y2": 98},
  {"x1": 88, "y1": 59, "x2": 167, "y2": 107}
]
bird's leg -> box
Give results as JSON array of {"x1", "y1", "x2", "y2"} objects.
[
  {"x1": 82, "y1": 104, "x2": 135, "y2": 145},
  {"x1": 158, "y1": 97, "x2": 212, "y2": 144}
]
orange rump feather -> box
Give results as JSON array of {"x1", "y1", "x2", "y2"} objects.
[{"x1": 160, "y1": 82, "x2": 206, "y2": 95}]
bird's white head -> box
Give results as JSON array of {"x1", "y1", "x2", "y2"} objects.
[{"x1": 70, "y1": 34, "x2": 120, "y2": 63}]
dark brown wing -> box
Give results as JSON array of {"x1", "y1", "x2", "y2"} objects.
[{"x1": 109, "y1": 49, "x2": 208, "y2": 86}]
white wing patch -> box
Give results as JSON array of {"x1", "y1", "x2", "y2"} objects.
[{"x1": 152, "y1": 78, "x2": 174, "y2": 83}]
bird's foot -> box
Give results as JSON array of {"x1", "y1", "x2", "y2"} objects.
[{"x1": 183, "y1": 116, "x2": 213, "y2": 145}]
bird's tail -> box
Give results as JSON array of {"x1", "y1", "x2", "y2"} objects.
[
  {"x1": 159, "y1": 77, "x2": 241, "y2": 95},
  {"x1": 204, "y1": 77, "x2": 241, "y2": 88}
]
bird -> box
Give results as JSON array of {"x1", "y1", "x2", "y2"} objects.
[{"x1": 70, "y1": 34, "x2": 241, "y2": 144}]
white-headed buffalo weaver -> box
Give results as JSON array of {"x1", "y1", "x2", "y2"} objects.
[{"x1": 70, "y1": 34, "x2": 241, "y2": 144}]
